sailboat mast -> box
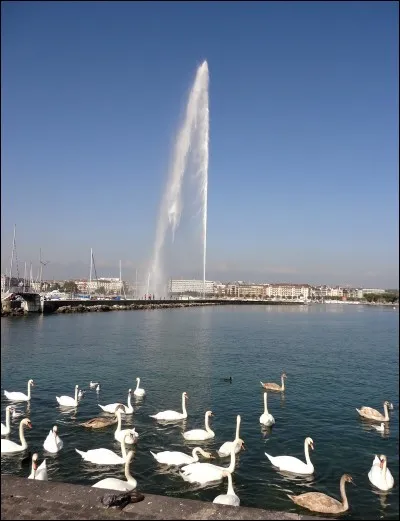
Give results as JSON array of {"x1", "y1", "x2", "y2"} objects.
[
  {"x1": 89, "y1": 248, "x2": 93, "y2": 294},
  {"x1": 9, "y1": 224, "x2": 16, "y2": 291}
]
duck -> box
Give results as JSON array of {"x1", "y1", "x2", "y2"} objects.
[
  {"x1": 180, "y1": 442, "x2": 240, "y2": 485},
  {"x1": 56, "y1": 385, "x2": 79, "y2": 407},
  {"x1": 75, "y1": 432, "x2": 134, "y2": 465},
  {"x1": 1, "y1": 406, "x2": 15, "y2": 436},
  {"x1": 265, "y1": 437, "x2": 314, "y2": 475},
  {"x1": 217, "y1": 415, "x2": 244, "y2": 457},
  {"x1": 114, "y1": 408, "x2": 139, "y2": 444},
  {"x1": 98, "y1": 389, "x2": 133, "y2": 414},
  {"x1": 222, "y1": 377, "x2": 232, "y2": 383},
  {"x1": 43, "y1": 425, "x2": 63, "y2": 453},
  {"x1": 149, "y1": 392, "x2": 188, "y2": 421},
  {"x1": 28, "y1": 453, "x2": 48, "y2": 481},
  {"x1": 96, "y1": 384, "x2": 100, "y2": 392},
  {"x1": 260, "y1": 373, "x2": 286, "y2": 392},
  {"x1": 356, "y1": 400, "x2": 390, "y2": 422},
  {"x1": 368, "y1": 455, "x2": 394, "y2": 491},
  {"x1": 259, "y1": 392, "x2": 275, "y2": 427},
  {"x1": 183, "y1": 410, "x2": 214, "y2": 441},
  {"x1": 288, "y1": 474, "x2": 354, "y2": 514},
  {"x1": 150, "y1": 447, "x2": 213, "y2": 466},
  {"x1": 1, "y1": 418, "x2": 32, "y2": 453},
  {"x1": 90, "y1": 381, "x2": 99, "y2": 388},
  {"x1": 213, "y1": 472, "x2": 240, "y2": 506},
  {"x1": 4, "y1": 379, "x2": 35, "y2": 402},
  {"x1": 372, "y1": 423, "x2": 386, "y2": 433},
  {"x1": 92, "y1": 450, "x2": 136, "y2": 491},
  {"x1": 133, "y1": 377, "x2": 145, "y2": 397},
  {"x1": 78, "y1": 389, "x2": 86, "y2": 400}
]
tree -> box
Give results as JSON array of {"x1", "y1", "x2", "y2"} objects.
[
  {"x1": 97, "y1": 286, "x2": 106, "y2": 295},
  {"x1": 49, "y1": 283, "x2": 61, "y2": 291},
  {"x1": 63, "y1": 281, "x2": 78, "y2": 294}
]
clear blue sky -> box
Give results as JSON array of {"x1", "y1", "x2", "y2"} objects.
[{"x1": 1, "y1": 1, "x2": 398, "y2": 288}]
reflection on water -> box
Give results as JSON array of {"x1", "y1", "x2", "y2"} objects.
[{"x1": 1, "y1": 306, "x2": 399, "y2": 520}]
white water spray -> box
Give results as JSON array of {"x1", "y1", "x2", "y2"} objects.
[{"x1": 148, "y1": 61, "x2": 209, "y2": 297}]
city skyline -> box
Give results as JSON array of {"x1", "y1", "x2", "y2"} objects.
[{"x1": 1, "y1": 2, "x2": 398, "y2": 288}]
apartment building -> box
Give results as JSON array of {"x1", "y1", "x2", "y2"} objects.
[{"x1": 169, "y1": 279, "x2": 215, "y2": 295}]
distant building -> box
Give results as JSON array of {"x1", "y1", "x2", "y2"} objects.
[
  {"x1": 361, "y1": 288, "x2": 386, "y2": 295},
  {"x1": 74, "y1": 277, "x2": 124, "y2": 295},
  {"x1": 169, "y1": 279, "x2": 215, "y2": 296}
]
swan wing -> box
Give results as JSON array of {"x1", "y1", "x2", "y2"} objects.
[
  {"x1": 218, "y1": 441, "x2": 232, "y2": 456},
  {"x1": 357, "y1": 407, "x2": 384, "y2": 420},
  {"x1": 180, "y1": 463, "x2": 223, "y2": 483},
  {"x1": 150, "y1": 450, "x2": 192, "y2": 465},
  {"x1": 98, "y1": 403, "x2": 124, "y2": 414},
  {"x1": 92, "y1": 478, "x2": 134, "y2": 491},
  {"x1": 183, "y1": 429, "x2": 209, "y2": 440},
  {"x1": 1, "y1": 423, "x2": 10, "y2": 436},
  {"x1": 75, "y1": 447, "x2": 124, "y2": 464},
  {"x1": 213, "y1": 494, "x2": 240, "y2": 506},
  {"x1": 56, "y1": 396, "x2": 76, "y2": 406},
  {"x1": 150, "y1": 410, "x2": 184, "y2": 420},
  {"x1": 289, "y1": 492, "x2": 342, "y2": 513},
  {"x1": 43, "y1": 432, "x2": 58, "y2": 453},
  {"x1": 4, "y1": 391, "x2": 28, "y2": 401},
  {"x1": 1, "y1": 439, "x2": 23, "y2": 453}
]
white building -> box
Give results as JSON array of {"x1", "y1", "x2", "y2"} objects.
[
  {"x1": 74, "y1": 278, "x2": 124, "y2": 295},
  {"x1": 169, "y1": 279, "x2": 215, "y2": 296}
]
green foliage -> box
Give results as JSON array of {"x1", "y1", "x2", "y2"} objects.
[
  {"x1": 63, "y1": 281, "x2": 78, "y2": 294},
  {"x1": 97, "y1": 286, "x2": 106, "y2": 295}
]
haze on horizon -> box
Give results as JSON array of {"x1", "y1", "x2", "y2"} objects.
[{"x1": 1, "y1": 2, "x2": 398, "y2": 289}]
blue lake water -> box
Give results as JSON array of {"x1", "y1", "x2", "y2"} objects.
[{"x1": 1, "y1": 304, "x2": 399, "y2": 519}]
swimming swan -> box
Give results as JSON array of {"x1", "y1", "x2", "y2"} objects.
[
  {"x1": 259, "y1": 392, "x2": 275, "y2": 427},
  {"x1": 218, "y1": 415, "x2": 244, "y2": 457},
  {"x1": 265, "y1": 436, "x2": 314, "y2": 475},
  {"x1": 368, "y1": 455, "x2": 394, "y2": 491},
  {"x1": 150, "y1": 392, "x2": 188, "y2": 421},
  {"x1": 288, "y1": 474, "x2": 353, "y2": 514},
  {"x1": 43, "y1": 425, "x2": 63, "y2": 453},
  {"x1": 92, "y1": 450, "x2": 136, "y2": 491},
  {"x1": 114, "y1": 408, "x2": 139, "y2": 444},
  {"x1": 98, "y1": 389, "x2": 133, "y2": 414},
  {"x1": 1, "y1": 406, "x2": 15, "y2": 436},
  {"x1": 133, "y1": 378, "x2": 145, "y2": 397},
  {"x1": 183, "y1": 410, "x2": 214, "y2": 441},
  {"x1": 75, "y1": 432, "x2": 133, "y2": 465},
  {"x1": 56, "y1": 385, "x2": 79, "y2": 407},
  {"x1": 180, "y1": 442, "x2": 240, "y2": 485},
  {"x1": 356, "y1": 401, "x2": 390, "y2": 422},
  {"x1": 213, "y1": 472, "x2": 240, "y2": 506},
  {"x1": 260, "y1": 373, "x2": 286, "y2": 392},
  {"x1": 150, "y1": 447, "x2": 213, "y2": 466},
  {"x1": 28, "y1": 453, "x2": 48, "y2": 481},
  {"x1": 1, "y1": 418, "x2": 32, "y2": 453},
  {"x1": 4, "y1": 379, "x2": 34, "y2": 402}
]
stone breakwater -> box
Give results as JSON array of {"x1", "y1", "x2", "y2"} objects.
[
  {"x1": 55, "y1": 302, "x2": 217, "y2": 313},
  {"x1": 1, "y1": 475, "x2": 329, "y2": 520}
]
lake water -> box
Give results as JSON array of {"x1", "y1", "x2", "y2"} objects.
[{"x1": 1, "y1": 304, "x2": 399, "y2": 519}]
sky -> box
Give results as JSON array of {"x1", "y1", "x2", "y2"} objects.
[{"x1": 1, "y1": 1, "x2": 398, "y2": 288}]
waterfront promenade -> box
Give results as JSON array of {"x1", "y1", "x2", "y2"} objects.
[{"x1": 1, "y1": 475, "x2": 328, "y2": 520}]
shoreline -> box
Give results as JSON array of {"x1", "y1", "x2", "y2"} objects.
[{"x1": 1, "y1": 475, "x2": 329, "y2": 520}]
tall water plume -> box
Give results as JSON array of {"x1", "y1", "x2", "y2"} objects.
[{"x1": 148, "y1": 61, "x2": 209, "y2": 297}]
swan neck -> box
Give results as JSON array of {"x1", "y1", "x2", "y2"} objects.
[
  {"x1": 135, "y1": 379, "x2": 140, "y2": 391},
  {"x1": 27, "y1": 382, "x2": 31, "y2": 400},
  {"x1": 264, "y1": 393, "x2": 268, "y2": 414},
  {"x1": 127, "y1": 393, "x2": 132, "y2": 409},
  {"x1": 182, "y1": 395, "x2": 187, "y2": 416},
  {"x1": 382, "y1": 459, "x2": 388, "y2": 477},
  {"x1": 120, "y1": 437, "x2": 127, "y2": 459},
  {"x1": 227, "y1": 473, "x2": 235, "y2": 495},
  {"x1": 339, "y1": 476, "x2": 348, "y2": 510},
  {"x1": 124, "y1": 454, "x2": 136, "y2": 485},
  {"x1": 5, "y1": 408, "x2": 11, "y2": 428},
  {"x1": 192, "y1": 448, "x2": 200, "y2": 461},
  {"x1": 235, "y1": 416, "x2": 241, "y2": 440},
  {"x1": 281, "y1": 376, "x2": 285, "y2": 391},
  {"x1": 19, "y1": 422, "x2": 28, "y2": 449},
  {"x1": 304, "y1": 440, "x2": 312, "y2": 466},
  {"x1": 383, "y1": 403, "x2": 389, "y2": 421},
  {"x1": 227, "y1": 448, "x2": 236, "y2": 473},
  {"x1": 74, "y1": 386, "x2": 78, "y2": 404},
  {"x1": 117, "y1": 412, "x2": 122, "y2": 431}
]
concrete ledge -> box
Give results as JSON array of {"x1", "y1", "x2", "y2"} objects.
[{"x1": 1, "y1": 475, "x2": 330, "y2": 520}]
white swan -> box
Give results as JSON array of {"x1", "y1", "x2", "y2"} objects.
[
  {"x1": 96, "y1": 384, "x2": 100, "y2": 392},
  {"x1": 75, "y1": 432, "x2": 133, "y2": 465},
  {"x1": 43, "y1": 425, "x2": 63, "y2": 453},
  {"x1": 218, "y1": 415, "x2": 244, "y2": 457},
  {"x1": 150, "y1": 447, "x2": 213, "y2": 466},
  {"x1": 1, "y1": 406, "x2": 15, "y2": 436},
  {"x1": 265, "y1": 437, "x2": 314, "y2": 475},
  {"x1": 56, "y1": 385, "x2": 79, "y2": 407},
  {"x1": 28, "y1": 453, "x2": 48, "y2": 481},
  {"x1": 133, "y1": 377, "x2": 145, "y2": 397},
  {"x1": 150, "y1": 392, "x2": 188, "y2": 421},
  {"x1": 259, "y1": 392, "x2": 275, "y2": 426},
  {"x1": 183, "y1": 410, "x2": 214, "y2": 441},
  {"x1": 90, "y1": 381, "x2": 99, "y2": 388},
  {"x1": 180, "y1": 442, "x2": 240, "y2": 485},
  {"x1": 98, "y1": 389, "x2": 133, "y2": 414},
  {"x1": 92, "y1": 450, "x2": 136, "y2": 491},
  {"x1": 213, "y1": 472, "x2": 240, "y2": 506},
  {"x1": 114, "y1": 408, "x2": 139, "y2": 444},
  {"x1": 1, "y1": 418, "x2": 32, "y2": 453},
  {"x1": 4, "y1": 379, "x2": 34, "y2": 402},
  {"x1": 78, "y1": 389, "x2": 86, "y2": 400},
  {"x1": 368, "y1": 455, "x2": 394, "y2": 491}
]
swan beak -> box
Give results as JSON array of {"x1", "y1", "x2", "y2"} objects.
[
  {"x1": 28, "y1": 422, "x2": 32, "y2": 429},
  {"x1": 310, "y1": 442, "x2": 314, "y2": 450},
  {"x1": 379, "y1": 459, "x2": 384, "y2": 469},
  {"x1": 242, "y1": 444, "x2": 246, "y2": 451}
]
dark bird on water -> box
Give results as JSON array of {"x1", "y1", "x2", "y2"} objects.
[
  {"x1": 222, "y1": 376, "x2": 232, "y2": 383},
  {"x1": 100, "y1": 490, "x2": 145, "y2": 509}
]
